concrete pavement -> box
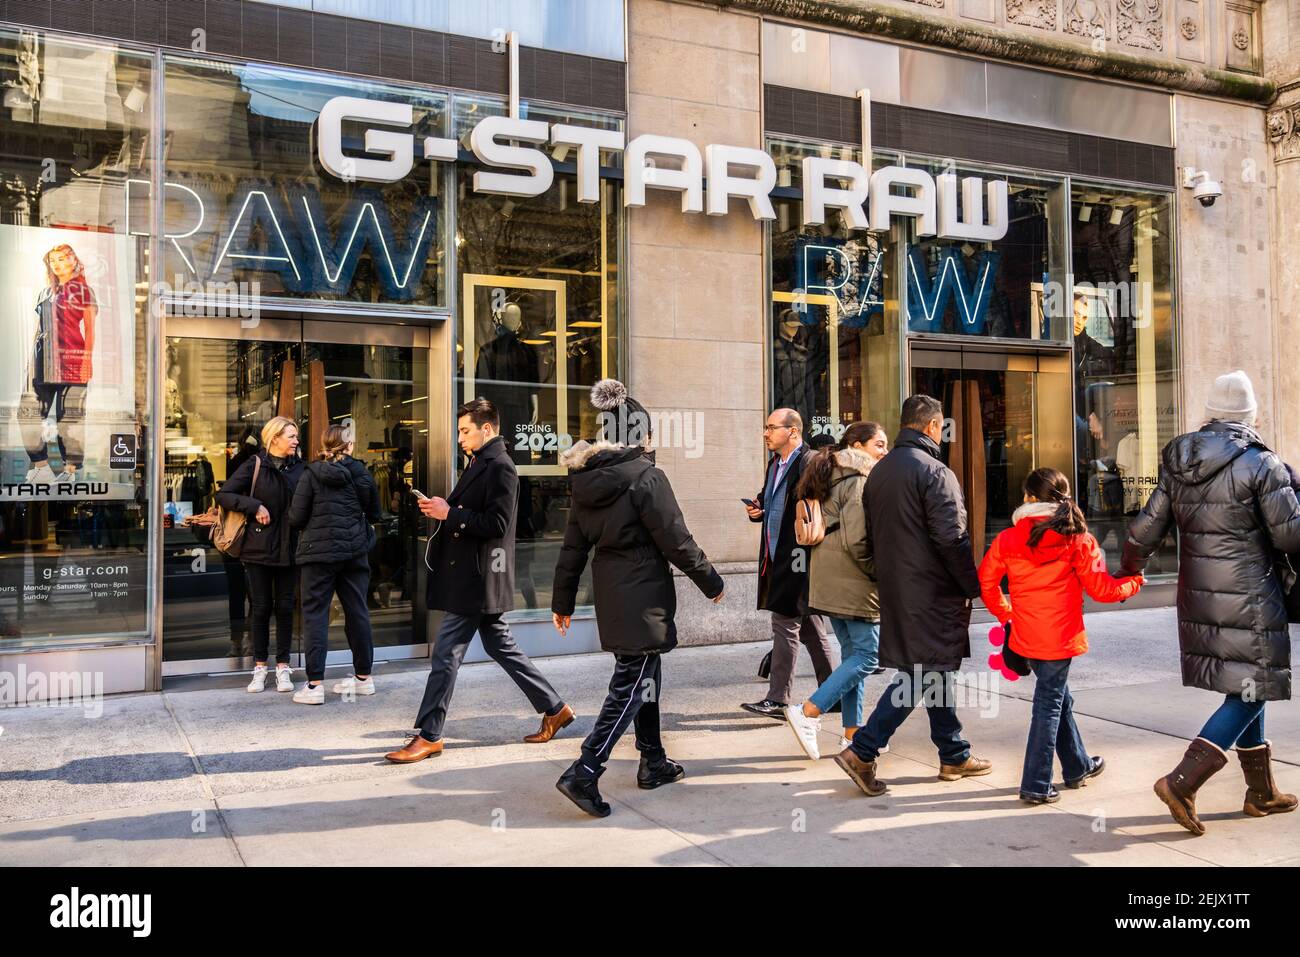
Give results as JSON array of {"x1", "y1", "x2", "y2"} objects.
[{"x1": 1, "y1": 606, "x2": 1297, "y2": 866}]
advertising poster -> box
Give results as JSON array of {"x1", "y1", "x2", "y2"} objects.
[{"x1": 0, "y1": 224, "x2": 138, "y2": 501}]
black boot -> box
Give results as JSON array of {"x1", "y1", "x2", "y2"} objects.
[
  {"x1": 556, "y1": 763, "x2": 611, "y2": 818},
  {"x1": 637, "y1": 753, "x2": 685, "y2": 790}
]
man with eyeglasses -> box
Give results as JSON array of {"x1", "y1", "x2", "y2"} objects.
[{"x1": 741, "y1": 409, "x2": 834, "y2": 719}]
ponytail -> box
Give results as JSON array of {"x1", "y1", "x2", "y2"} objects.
[
  {"x1": 794, "y1": 446, "x2": 836, "y2": 502},
  {"x1": 1023, "y1": 467, "x2": 1088, "y2": 548}
]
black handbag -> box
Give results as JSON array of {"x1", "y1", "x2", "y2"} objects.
[{"x1": 1001, "y1": 621, "x2": 1032, "y2": 677}]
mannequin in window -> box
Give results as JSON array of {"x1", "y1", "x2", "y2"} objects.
[
  {"x1": 773, "y1": 308, "x2": 817, "y2": 426},
  {"x1": 475, "y1": 301, "x2": 540, "y2": 465}
]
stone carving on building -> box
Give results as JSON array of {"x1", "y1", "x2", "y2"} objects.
[
  {"x1": 1232, "y1": 26, "x2": 1249, "y2": 50},
  {"x1": 1066, "y1": 0, "x2": 1108, "y2": 38},
  {"x1": 905, "y1": 0, "x2": 946, "y2": 7},
  {"x1": 1179, "y1": 16, "x2": 1197, "y2": 39},
  {"x1": 1117, "y1": 0, "x2": 1164, "y2": 50},
  {"x1": 1267, "y1": 106, "x2": 1300, "y2": 162},
  {"x1": 1006, "y1": 0, "x2": 1059, "y2": 30}
]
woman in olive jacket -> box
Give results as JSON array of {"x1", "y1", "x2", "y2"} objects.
[
  {"x1": 1122, "y1": 371, "x2": 1300, "y2": 834},
  {"x1": 551, "y1": 380, "x2": 724, "y2": 818},
  {"x1": 216, "y1": 416, "x2": 304, "y2": 693},
  {"x1": 783, "y1": 422, "x2": 888, "y2": 761}
]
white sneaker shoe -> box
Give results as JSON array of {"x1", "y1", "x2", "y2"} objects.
[
  {"x1": 24, "y1": 464, "x2": 58, "y2": 484},
  {"x1": 331, "y1": 675, "x2": 376, "y2": 697},
  {"x1": 786, "y1": 702, "x2": 822, "y2": 761},
  {"x1": 292, "y1": 682, "x2": 325, "y2": 705},
  {"x1": 275, "y1": 666, "x2": 294, "y2": 693},
  {"x1": 245, "y1": 665, "x2": 268, "y2": 693}
]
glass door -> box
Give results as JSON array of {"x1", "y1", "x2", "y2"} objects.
[
  {"x1": 161, "y1": 315, "x2": 431, "y2": 675},
  {"x1": 910, "y1": 345, "x2": 1073, "y2": 558}
]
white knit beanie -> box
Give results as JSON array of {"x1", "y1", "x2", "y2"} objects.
[{"x1": 1205, "y1": 370, "x2": 1257, "y2": 425}]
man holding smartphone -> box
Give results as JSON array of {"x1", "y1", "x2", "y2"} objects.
[{"x1": 385, "y1": 398, "x2": 574, "y2": 763}]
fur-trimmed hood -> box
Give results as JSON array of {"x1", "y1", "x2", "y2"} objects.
[
  {"x1": 560, "y1": 438, "x2": 638, "y2": 471},
  {"x1": 561, "y1": 439, "x2": 652, "y2": 509},
  {"x1": 832, "y1": 446, "x2": 877, "y2": 478}
]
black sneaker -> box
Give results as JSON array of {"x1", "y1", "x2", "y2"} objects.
[
  {"x1": 637, "y1": 755, "x2": 685, "y2": 790},
  {"x1": 1019, "y1": 787, "x2": 1061, "y2": 805},
  {"x1": 556, "y1": 766, "x2": 611, "y2": 818},
  {"x1": 741, "y1": 699, "x2": 787, "y2": 720},
  {"x1": 1064, "y1": 756, "x2": 1105, "y2": 789}
]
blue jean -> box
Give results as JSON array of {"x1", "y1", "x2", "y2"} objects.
[
  {"x1": 850, "y1": 667, "x2": 971, "y2": 765},
  {"x1": 1198, "y1": 694, "x2": 1266, "y2": 751},
  {"x1": 809, "y1": 618, "x2": 879, "y2": 727},
  {"x1": 1021, "y1": 657, "x2": 1092, "y2": 798}
]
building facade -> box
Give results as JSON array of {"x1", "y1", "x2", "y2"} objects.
[{"x1": 0, "y1": 0, "x2": 1294, "y2": 701}]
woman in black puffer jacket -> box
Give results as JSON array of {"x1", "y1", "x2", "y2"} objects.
[
  {"x1": 551, "y1": 380, "x2": 724, "y2": 818},
  {"x1": 286, "y1": 424, "x2": 382, "y2": 705},
  {"x1": 1123, "y1": 371, "x2": 1300, "y2": 835},
  {"x1": 216, "y1": 415, "x2": 305, "y2": 693}
]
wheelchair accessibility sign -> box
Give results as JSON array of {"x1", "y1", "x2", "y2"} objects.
[{"x1": 109, "y1": 434, "x2": 137, "y2": 470}]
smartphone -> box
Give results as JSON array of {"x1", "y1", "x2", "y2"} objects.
[
  {"x1": 412, "y1": 489, "x2": 428, "y2": 500},
  {"x1": 741, "y1": 498, "x2": 757, "y2": 508}
]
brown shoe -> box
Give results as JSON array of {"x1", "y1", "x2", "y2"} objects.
[
  {"x1": 1153, "y1": 737, "x2": 1227, "y2": 836},
  {"x1": 524, "y1": 703, "x2": 575, "y2": 743},
  {"x1": 385, "y1": 735, "x2": 444, "y2": 763},
  {"x1": 834, "y1": 747, "x2": 888, "y2": 796},
  {"x1": 938, "y1": 756, "x2": 993, "y2": 781},
  {"x1": 1237, "y1": 741, "x2": 1297, "y2": 818}
]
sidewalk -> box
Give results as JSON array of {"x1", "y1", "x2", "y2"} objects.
[{"x1": 1, "y1": 606, "x2": 1296, "y2": 866}]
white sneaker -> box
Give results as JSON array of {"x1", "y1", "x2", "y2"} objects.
[
  {"x1": 275, "y1": 666, "x2": 294, "y2": 693},
  {"x1": 785, "y1": 702, "x2": 822, "y2": 761},
  {"x1": 24, "y1": 464, "x2": 58, "y2": 484},
  {"x1": 292, "y1": 682, "x2": 325, "y2": 705},
  {"x1": 245, "y1": 665, "x2": 268, "y2": 693},
  {"x1": 331, "y1": 675, "x2": 376, "y2": 697}
]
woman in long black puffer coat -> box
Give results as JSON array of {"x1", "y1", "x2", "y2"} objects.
[
  {"x1": 551, "y1": 379, "x2": 724, "y2": 818},
  {"x1": 1122, "y1": 370, "x2": 1300, "y2": 835}
]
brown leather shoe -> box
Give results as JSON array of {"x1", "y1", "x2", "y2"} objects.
[
  {"x1": 938, "y1": 756, "x2": 993, "y2": 781},
  {"x1": 834, "y1": 747, "x2": 888, "y2": 796},
  {"x1": 1154, "y1": 737, "x2": 1227, "y2": 835},
  {"x1": 1237, "y1": 741, "x2": 1295, "y2": 818},
  {"x1": 525, "y1": 703, "x2": 575, "y2": 743},
  {"x1": 385, "y1": 735, "x2": 444, "y2": 763}
]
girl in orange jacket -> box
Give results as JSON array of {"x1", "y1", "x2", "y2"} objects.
[{"x1": 979, "y1": 467, "x2": 1143, "y2": 804}]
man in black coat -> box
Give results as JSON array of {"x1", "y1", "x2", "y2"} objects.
[
  {"x1": 834, "y1": 394, "x2": 992, "y2": 798},
  {"x1": 551, "y1": 380, "x2": 724, "y2": 817},
  {"x1": 1122, "y1": 370, "x2": 1300, "y2": 835},
  {"x1": 385, "y1": 398, "x2": 573, "y2": 763},
  {"x1": 740, "y1": 408, "x2": 833, "y2": 719}
]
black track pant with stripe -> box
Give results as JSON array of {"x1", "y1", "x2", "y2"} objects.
[{"x1": 575, "y1": 653, "x2": 665, "y2": 779}]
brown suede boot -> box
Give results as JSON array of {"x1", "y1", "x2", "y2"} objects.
[
  {"x1": 1238, "y1": 741, "x2": 1298, "y2": 818},
  {"x1": 834, "y1": 747, "x2": 888, "y2": 796},
  {"x1": 1153, "y1": 737, "x2": 1228, "y2": 836}
]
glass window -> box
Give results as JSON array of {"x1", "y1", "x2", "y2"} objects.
[
  {"x1": 455, "y1": 97, "x2": 623, "y2": 617},
  {"x1": 904, "y1": 161, "x2": 1069, "y2": 342},
  {"x1": 767, "y1": 138, "x2": 903, "y2": 439},
  {"x1": 0, "y1": 30, "x2": 154, "y2": 648},
  {"x1": 163, "y1": 57, "x2": 448, "y2": 310},
  {"x1": 1071, "y1": 186, "x2": 1178, "y2": 573}
]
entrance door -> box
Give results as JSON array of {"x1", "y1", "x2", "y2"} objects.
[
  {"x1": 910, "y1": 346, "x2": 1073, "y2": 557},
  {"x1": 161, "y1": 315, "x2": 431, "y2": 675}
]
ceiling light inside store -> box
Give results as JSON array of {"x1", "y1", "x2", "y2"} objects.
[
  {"x1": 124, "y1": 84, "x2": 147, "y2": 112},
  {"x1": 1110, "y1": 206, "x2": 1124, "y2": 225},
  {"x1": 1078, "y1": 205, "x2": 1092, "y2": 223}
]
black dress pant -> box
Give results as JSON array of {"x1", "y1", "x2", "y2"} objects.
[
  {"x1": 300, "y1": 554, "x2": 373, "y2": 682},
  {"x1": 244, "y1": 562, "x2": 298, "y2": 664},
  {"x1": 576, "y1": 653, "x2": 664, "y2": 780},
  {"x1": 415, "y1": 611, "x2": 562, "y2": 742}
]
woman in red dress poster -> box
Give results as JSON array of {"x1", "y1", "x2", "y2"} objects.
[{"x1": 19, "y1": 242, "x2": 96, "y2": 485}]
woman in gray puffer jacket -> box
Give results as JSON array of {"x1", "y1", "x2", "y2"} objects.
[
  {"x1": 1122, "y1": 370, "x2": 1300, "y2": 835},
  {"x1": 783, "y1": 421, "x2": 889, "y2": 761}
]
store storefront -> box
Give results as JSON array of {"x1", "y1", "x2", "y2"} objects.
[{"x1": 2, "y1": 0, "x2": 1278, "y2": 701}]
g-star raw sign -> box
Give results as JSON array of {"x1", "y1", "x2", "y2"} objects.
[{"x1": 318, "y1": 96, "x2": 1009, "y2": 241}]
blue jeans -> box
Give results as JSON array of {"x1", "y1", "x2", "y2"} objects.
[
  {"x1": 809, "y1": 618, "x2": 879, "y2": 727},
  {"x1": 1021, "y1": 657, "x2": 1092, "y2": 798},
  {"x1": 850, "y1": 668, "x2": 971, "y2": 765},
  {"x1": 1198, "y1": 694, "x2": 1266, "y2": 751}
]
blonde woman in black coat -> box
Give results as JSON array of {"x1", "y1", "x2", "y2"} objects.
[{"x1": 551, "y1": 380, "x2": 724, "y2": 818}]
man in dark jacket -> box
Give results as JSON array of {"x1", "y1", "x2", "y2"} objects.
[
  {"x1": 834, "y1": 394, "x2": 992, "y2": 797},
  {"x1": 1122, "y1": 370, "x2": 1300, "y2": 835},
  {"x1": 551, "y1": 380, "x2": 724, "y2": 817},
  {"x1": 741, "y1": 408, "x2": 833, "y2": 719},
  {"x1": 386, "y1": 399, "x2": 573, "y2": 763}
]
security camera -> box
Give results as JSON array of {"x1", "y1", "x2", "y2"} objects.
[{"x1": 1182, "y1": 167, "x2": 1222, "y2": 208}]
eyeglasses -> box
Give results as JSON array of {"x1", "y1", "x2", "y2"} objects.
[{"x1": 763, "y1": 424, "x2": 793, "y2": 433}]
